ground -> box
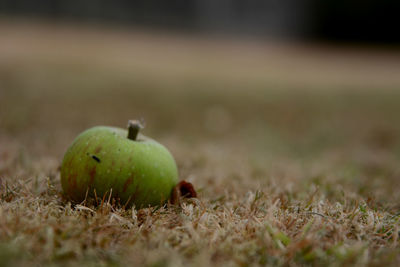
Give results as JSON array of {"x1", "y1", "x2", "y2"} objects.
[{"x1": 1, "y1": 20, "x2": 400, "y2": 266}]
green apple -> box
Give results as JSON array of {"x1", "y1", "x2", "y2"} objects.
[{"x1": 60, "y1": 120, "x2": 178, "y2": 208}]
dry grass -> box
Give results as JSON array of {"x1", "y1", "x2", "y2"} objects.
[{"x1": 1, "y1": 20, "x2": 400, "y2": 266}]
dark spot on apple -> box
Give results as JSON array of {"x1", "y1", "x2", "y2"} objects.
[
  {"x1": 111, "y1": 160, "x2": 115, "y2": 167},
  {"x1": 94, "y1": 146, "x2": 102, "y2": 153},
  {"x1": 123, "y1": 177, "x2": 133, "y2": 193},
  {"x1": 92, "y1": 155, "x2": 101, "y2": 163}
]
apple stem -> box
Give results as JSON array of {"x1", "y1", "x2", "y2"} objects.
[{"x1": 127, "y1": 120, "x2": 144, "y2": 141}]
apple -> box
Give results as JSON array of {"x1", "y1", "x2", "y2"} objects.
[{"x1": 60, "y1": 120, "x2": 179, "y2": 208}]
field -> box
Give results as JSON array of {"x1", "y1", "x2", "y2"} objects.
[{"x1": 1, "y1": 20, "x2": 400, "y2": 266}]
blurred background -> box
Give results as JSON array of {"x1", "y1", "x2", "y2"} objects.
[
  {"x1": 1, "y1": 0, "x2": 400, "y2": 43},
  {"x1": 1, "y1": 0, "x2": 400, "y2": 204}
]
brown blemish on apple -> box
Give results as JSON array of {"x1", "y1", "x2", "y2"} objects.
[
  {"x1": 131, "y1": 184, "x2": 141, "y2": 202},
  {"x1": 66, "y1": 155, "x2": 75, "y2": 169},
  {"x1": 122, "y1": 177, "x2": 133, "y2": 193},
  {"x1": 94, "y1": 146, "x2": 102, "y2": 153},
  {"x1": 89, "y1": 166, "x2": 96, "y2": 185},
  {"x1": 69, "y1": 173, "x2": 78, "y2": 194},
  {"x1": 170, "y1": 180, "x2": 197, "y2": 205}
]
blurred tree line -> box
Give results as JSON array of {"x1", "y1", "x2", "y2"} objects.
[{"x1": 0, "y1": 0, "x2": 398, "y2": 43}]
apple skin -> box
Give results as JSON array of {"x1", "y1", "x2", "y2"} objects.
[{"x1": 60, "y1": 126, "x2": 178, "y2": 208}]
